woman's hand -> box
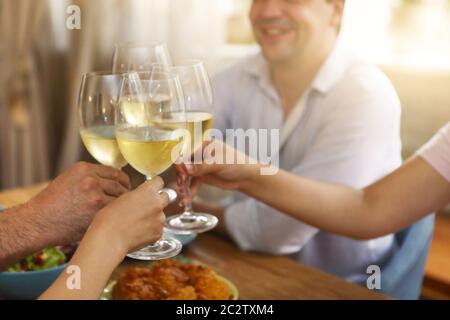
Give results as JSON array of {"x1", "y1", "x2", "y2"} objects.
[
  {"x1": 173, "y1": 141, "x2": 242, "y2": 206},
  {"x1": 39, "y1": 177, "x2": 168, "y2": 300},
  {"x1": 87, "y1": 176, "x2": 168, "y2": 255},
  {"x1": 184, "y1": 140, "x2": 261, "y2": 192}
]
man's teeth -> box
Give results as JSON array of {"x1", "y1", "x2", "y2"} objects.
[{"x1": 265, "y1": 29, "x2": 285, "y2": 35}]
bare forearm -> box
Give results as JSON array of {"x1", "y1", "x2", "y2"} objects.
[
  {"x1": 240, "y1": 168, "x2": 372, "y2": 238},
  {"x1": 362, "y1": 157, "x2": 449, "y2": 235},
  {"x1": 39, "y1": 226, "x2": 125, "y2": 300},
  {"x1": 0, "y1": 203, "x2": 54, "y2": 270},
  {"x1": 239, "y1": 157, "x2": 449, "y2": 239}
]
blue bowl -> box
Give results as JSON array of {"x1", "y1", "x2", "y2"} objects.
[
  {"x1": 0, "y1": 205, "x2": 67, "y2": 300},
  {"x1": 170, "y1": 232, "x2": 197, "y2": 246},
  {"x1": 0, "y1": 263, "x2": 66, "y2": 300}
]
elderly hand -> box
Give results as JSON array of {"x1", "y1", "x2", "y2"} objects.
[{"x1": 27, "y1": 162, "x2": 130, "y2": 246}]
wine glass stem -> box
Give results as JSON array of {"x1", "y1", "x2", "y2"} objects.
[
  {"x1": 182, "y1": 176, "x2": 194, "y2": 217},
  {"x1": 145, "y1": 175, "x2": 163, "y2": 245}
]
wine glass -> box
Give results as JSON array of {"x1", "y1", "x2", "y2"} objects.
[
  {"x1": 78, "y1": 72, "x2": 127, "y2": 169},
  {"x1": 116, "y1": 71, "x2": 186, "y2": 260},
  {"x1": 112, "y1": 42, "x2": 172, "y2": 73},
  {"x1": 163, "y1": 60, "x2": 219, "y2": 234}
]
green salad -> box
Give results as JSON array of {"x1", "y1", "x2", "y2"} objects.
[{"x1": 7, "y1": 247, "x2": 67, "y2": 272}]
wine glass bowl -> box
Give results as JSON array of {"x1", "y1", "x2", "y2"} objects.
[{"x1": 78, "y1": 72, "x2": 127, "y2": 169}]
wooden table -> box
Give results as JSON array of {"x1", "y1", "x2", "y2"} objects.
[
  {"x1": 422, "y1": 214, "x2": 450, "y2": 299},
  {"x1": 0, "y1": 183, "x2": 389, "y2": 300}
]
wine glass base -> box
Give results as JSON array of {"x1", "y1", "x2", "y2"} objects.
[
  {"x1": 165, "y1": 213, "x2": 218, "y2": 235},
  {"x1": 126, "y1": 237, "x2": 182, "y2": 260}
]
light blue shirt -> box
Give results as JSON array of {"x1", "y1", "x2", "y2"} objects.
[{"x1": 212, "y1": 41, "x2": 402, "y2": 284}]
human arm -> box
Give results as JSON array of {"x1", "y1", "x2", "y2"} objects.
[
  {"x1": 38, "y1": 177, "x2": 168, "y2": 300},
  {"x1": 188, "y1": 143, "x2": 449, "y2": 240},
  {"x1": 0, "y1": 162, "x2": 130, "y2": 270}
]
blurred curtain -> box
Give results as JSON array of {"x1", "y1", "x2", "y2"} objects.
[
  {"x1": 0, "y1": 0, "x2": 48, "y2": 188},
  {"x1": 0, "y1": 0, "x2": 135, "y2": 188},
  {"x1": 57, "y1": 0, "x2": 122, "y2": 173}
]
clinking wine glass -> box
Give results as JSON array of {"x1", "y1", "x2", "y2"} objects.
[
  {"x1": 78, "y1": 72, "x2": 127, "y2": 169},
  {"x1": 161, "y1": 60, "x2": 219, "y2": 234},
  {"x1": 115, "y1": 71, "x2": 186, "y2": 260}
]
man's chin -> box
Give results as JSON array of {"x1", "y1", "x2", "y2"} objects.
[{"x1": 261, "y1": 47, "x2": 293, "y2": 64}]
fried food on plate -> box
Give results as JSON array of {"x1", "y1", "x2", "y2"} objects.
[{"x1": 112, "y1": 260, "x2": 231, "y2": 300}]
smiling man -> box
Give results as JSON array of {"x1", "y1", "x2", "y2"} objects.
[{"x1": 195, "y1": 0, "x2": 407, "y2": 294}]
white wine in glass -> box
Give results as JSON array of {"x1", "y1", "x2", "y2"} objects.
[
  {"x1": 154, "y1": 111, "x2": 214, "y2": 154},
  {"x1": 116, "y1": 127, "x2": 184, "y2": 177},
  {"x1": 78, "y1": 72, "x2": 127, "y2": 169},
  {"x1": 116, "y1": 71, "x2": 186, "y2": 260},
  {"x1": 80, "y1": 126, "x2": 127, "y2": 169},
  {"x1": 162, "y1": 60, "x2": 218, "y2": 234}
]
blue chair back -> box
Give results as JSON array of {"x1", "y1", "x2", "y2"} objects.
[{"x1": 380, "y1": 214, "x2": 435, "y2": 299}]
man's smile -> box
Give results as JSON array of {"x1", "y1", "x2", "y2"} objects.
[{"x1": 258, "y1": 25, "x2": 295, "y2": 43}]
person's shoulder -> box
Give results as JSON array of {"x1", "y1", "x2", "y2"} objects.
[
  {"x1": 320, "y1": 59, "x2": 401, "y2": 130},
  {"x1": 337, "y1": 59, "x2": 398, "y2": 100},
  {"x1": 327, "y1": 58, "x2": 401, "y2": 115}
]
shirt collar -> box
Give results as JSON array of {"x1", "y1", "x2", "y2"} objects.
[
  {"x1": 311, "y1": 39, "x2": 353, "y2": 94},
  {"x1": 244, "y1": 38, "x2": 353, "y2": 96},
  {"x1": 245, "y1": 54, "x2": 280, "y2": 102}
]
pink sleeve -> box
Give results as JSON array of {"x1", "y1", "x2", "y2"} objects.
[{"x1": 417, "y1": 122, "x2": 450, "y2": 182}]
